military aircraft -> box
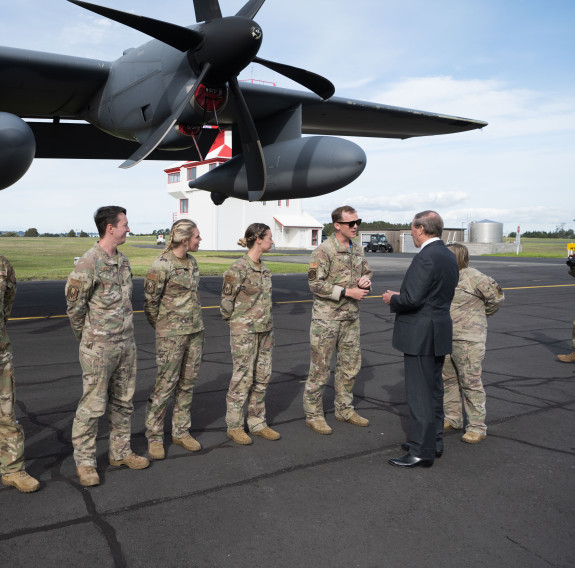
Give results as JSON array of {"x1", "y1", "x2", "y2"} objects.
[{"x1": 0, "y1": 0, "x2": 487, "y2": 205}]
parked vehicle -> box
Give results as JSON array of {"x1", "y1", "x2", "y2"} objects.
[
  {"x1": 363, "y1": 233, "x2": 393, "y2": 253},
  {"x1": 156, "y1": 234, "x2": 166, "y2": 245}
]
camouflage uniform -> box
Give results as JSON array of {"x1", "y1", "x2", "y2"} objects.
[
  {"x1": 304, "y1": 234, "x2": 372, "y2": 420},
  {"x1": 0, "y1": 255, "x2": 25, "y2": 475},
  {"x1": 144, "y1": 251, "x2": 204, "y2": 442},
  {"x1": 65, "y1": 243, "x2": 136, "y2": 467},
  {"x1": 442, "y1": 267, "x2": 505, "y2": 434},
  {"x1": 221, "y1": 254, "x2": 273, "y2": 433}
]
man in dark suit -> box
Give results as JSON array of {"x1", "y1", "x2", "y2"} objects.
[{"x1": 382, "y1": 210, "x2": 459, "y2": 468}]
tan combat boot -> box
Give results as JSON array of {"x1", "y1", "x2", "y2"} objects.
[
  {"x1": 444, "y1": 421, "x2": 455, "y2": 431},
  {"x1": 252, "y1": 426, "x2": 281, "y2": 440},
  {"x1": 109, "y1": 452, "x2": 150, "y2": 469},
  {"x1": 172, "y1": 434, "x2": 202, "y2": 452},
  {"x1": 226, "y1": 428, "x2": 253, "y2": 445},
  {"x1": 305, "y1": 417, "x2": 333, "y2": 435},
  {"x1": 557, "y1": 352, "x2": 575, "y2": 363},
  {"x1": 461, "y1": 431, "x2": 486, "y2": 444},
  {"x1": 148, "y1": 440, "x2": 165, "y2": 460},
  {"x1": 2, "y1": 470, "x2": 40, "y2": 493},
  {"x1": 76, "y1": 466, "x2": 100, "y2": 487},
  {"x1": 336, "y1": 411, "x2": 370, "y2": 427}
]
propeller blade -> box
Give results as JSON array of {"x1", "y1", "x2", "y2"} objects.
[
  {"x1": 228, "y1": 76, "x2": 267, "y2": 201},
  {"x1": 120, "y1": 64, "x2": 212, "y2": 169},
  {"x1": 254, "y1": 56, "x2": 335, "y2": 100},
  {"x1": 67, "y1": 1, "x2": 203, "y2": 52},
  {"x1": 193, "y1": 0, "x2": 222, "y2": 22},
  {"x1": 236, "y1": 0, "x2": 266, "y2": 19}
]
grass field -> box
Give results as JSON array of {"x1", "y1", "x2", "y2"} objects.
[
  {"x1": 495, "y1": 238, "x2": 575, "y2": 258},
  {"x1": 0, "y1": 236, "x2": 309, "y2": 280},
  {"x1": 1, "y1": 236, "x2": 573, "y2": 280}
]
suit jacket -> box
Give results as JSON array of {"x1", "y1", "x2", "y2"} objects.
[{"x1": 390, "y1": 240, "x2": 459, "y2": 356}]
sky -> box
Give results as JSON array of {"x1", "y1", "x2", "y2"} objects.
[{"x1": 0, "y1": 0, "x2": 574, "y2": 235}]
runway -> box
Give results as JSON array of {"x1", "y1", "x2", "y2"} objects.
[{"x1": 1, "y1": 255, "x2": 574, "y2": 567}]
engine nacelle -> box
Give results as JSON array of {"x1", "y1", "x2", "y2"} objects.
[
  {"x1": 190, "y1": 136, "x2": 366, "y2": 201},
  {"x1": 0, "y1": 113, "x2": 36, "y2": 190}
]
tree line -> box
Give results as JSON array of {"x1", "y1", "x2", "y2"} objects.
[
  {"x1": 508, "y1": 228, "x2": 575, "y2": 239},
  {"x1": 323, "y1": 220, "x2": 410, "y2": 236}
]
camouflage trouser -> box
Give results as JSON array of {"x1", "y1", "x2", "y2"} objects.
[
  {"x1": 226, "y1": 330, "x2": 274, "y2": 432},
  {"x1": 304, "y1": 318, "x2": 361, "y2": 420},
  {"x1": 0, "y1": 340, "x2": 25, "y2": 475},
  {"x1": 442, "y1": 340, "x2": 487, "y2": 434},
  {"x1": 72, "y1": 338, "x2": 137, "y2": 467},
  {"x1": 145, "y1": 331, "x2": 203, "y2": 442}
]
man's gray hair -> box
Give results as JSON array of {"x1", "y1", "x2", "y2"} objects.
[{"x1": 413, "y1": 210, "x2": 444, "y2": 238}]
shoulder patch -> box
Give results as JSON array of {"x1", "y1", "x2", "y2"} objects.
[
  {"x1": 308, "y1": 262, "x2": 318, "y2": 281},
  {"x1": 146, "y1": 271, "x2": 158, "y2": 281},
  {"x1": 66, "y1": 278, "x2": 82, "y2": 302},
  {"x1": 223, "y1": 274, "x2": 235, "y2": 296}
]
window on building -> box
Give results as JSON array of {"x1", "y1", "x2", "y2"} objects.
[
  {"x1": 285, "y1": 199, "x2": 289, "y2": 207},
  {"x1": 312, "y1": 229, "x2": 318, "y2": 246},
  {"x1": 262, "y1": 201, "x2": 266, "y2": 206},
  {"x1": 209, "y1": 162, "x2": 218, "y2": 171},
  {"x1": 180, "y1": 199, "x2": 189, "y2": 213},
  {"x1": 168, "y1": 172, "x2": 180, "y2": 183},
  {"x1": 187, "y1": 167, "x2": 196, "y2": 181},
  {"x1": 278, "y1": 200, "x2": 281, "y2": 206}
]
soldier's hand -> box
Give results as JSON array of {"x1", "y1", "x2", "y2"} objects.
[
  {"x1": 346, "y1": 287, "x2": 369, "y2": 301},
  {"x1": 357, "y1": 276, "x2": 371, "y2": 289}
]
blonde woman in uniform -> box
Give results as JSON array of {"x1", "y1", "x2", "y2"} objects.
[
  {"x1": 144, "y1": 219, "x2": 204, "y2": 459},
  {"x1": 221, "y1": 223, "x2": 280, "y2": 445}
]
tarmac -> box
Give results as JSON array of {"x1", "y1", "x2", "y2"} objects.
[{"x1": 1, "y1": 253, "x2": 574, "y2": 567}]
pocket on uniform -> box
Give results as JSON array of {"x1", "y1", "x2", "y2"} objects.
[
  {"x1": 0, "y1": 366, "x2": 15, "y2": 418},
  {"x1": 79, "y1": 343, "x2": 102, "y2": 385}
]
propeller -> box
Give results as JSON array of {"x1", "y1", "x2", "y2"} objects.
[{"x1": 68, "y1": 0, "x2": 335, "y2": 200}]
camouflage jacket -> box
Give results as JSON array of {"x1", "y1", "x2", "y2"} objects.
[
  {"x1": 65, "y1": 243, "x2": 133, "y2": 343},
  {"x1": 144, "y1": 251, "x2": 204, "y2": 336},
  {"x1": 450, "y1": 267, "x2": 505, "y2": 342},
  {"x1": 0, "y1": 254, "x2": 16, "y2": 352},
  {"x1": 308, "y1": 234, "x2": 372, "y2": 321},
  {"x1": 220, "y1": 254, "x2": 272, "y2": 335}
]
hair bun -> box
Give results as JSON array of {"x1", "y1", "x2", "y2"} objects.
[{"x1": 237, "y1": 237, "x2": 248, "y2": 247}]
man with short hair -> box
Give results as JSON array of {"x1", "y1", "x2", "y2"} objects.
[
  {"x1": 1, "y1": 254, "x2": 40, "y2": 493},
  {"x1": 383, "y1": 210, "x2": 459, "y2": 468},
  {"x1": 304, "y1": 205, "x2": 372, "y2": 435},
  {"x1": 66, "y1": 206, "x2": 148, "y2": 486}
]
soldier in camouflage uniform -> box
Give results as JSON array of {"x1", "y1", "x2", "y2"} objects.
[
  {"x1": 304, "y1": 206, "x2": 373, "y2": 435},
  {"x1": 65, "y1": 206, "x2": 149, "y2": 487},
  {"x1": 220, "y1": 223, "x2": 280, "y2": 445},
  {"x1": 144, "y1": 219, "x2": 204, "y2": 460},
  {"x1": 557, "y1": 258, "x2": 575, "y2": 363},
  {"x1": 0, "y1": 254, "x2": 40, "y2": 493},
  {"x1": 442, "y1": 243, "x2": 505, "y2": 443}
]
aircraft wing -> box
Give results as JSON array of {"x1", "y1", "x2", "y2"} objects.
[
  {"x1": 0, "y1": 46, "x2": 110, "y2": 118},
  {"x1": 238, "y1": 82, "x2": 487, "y2": 139}
]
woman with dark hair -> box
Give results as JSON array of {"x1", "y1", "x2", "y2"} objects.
[
  {"x1": 443, "y1": 243, "x2": 505, "y2": 443},
  {"x1": 144, "y1": 219, "x2": 204, "y2": 459},
  {"x1": 220, "y1": 223, "x2": 280, "y2": 445}
]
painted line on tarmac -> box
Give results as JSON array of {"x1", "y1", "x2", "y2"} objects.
[{"x1": 7, "y1": 284, "x2": 575, "y2": 322}]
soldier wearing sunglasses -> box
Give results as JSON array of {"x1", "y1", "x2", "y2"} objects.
[{"x1": 304, "y1": 205, "x2": 372, "y2": 435}]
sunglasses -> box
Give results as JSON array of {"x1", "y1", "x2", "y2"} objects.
[{"x1": 336, "y1": 219, "x2": 362, "y2": 228}]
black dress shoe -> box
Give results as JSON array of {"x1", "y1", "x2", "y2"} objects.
[
  {"x1": 401, "y1": 442, "x2": 443, "y2": 458},
  {"x1": 388, "y1": 453, "x2": 434, "y2": 468}
]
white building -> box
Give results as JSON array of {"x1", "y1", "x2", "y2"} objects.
[{"x1": 165, "y1": 131, "x2": 323, "y2": 250}]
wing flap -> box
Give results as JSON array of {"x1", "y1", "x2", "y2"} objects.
[{"x1": 30, "y1": 122, "x2": 219, "y2": 162}]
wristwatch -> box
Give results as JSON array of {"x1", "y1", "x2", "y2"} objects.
[{"x1": 340, "y1": 288, "x2": 346, "y2": 300}]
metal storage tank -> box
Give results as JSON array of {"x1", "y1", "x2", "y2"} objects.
[{"x1": 468, "y1": 219, "x2": 503, "y2": 243}]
